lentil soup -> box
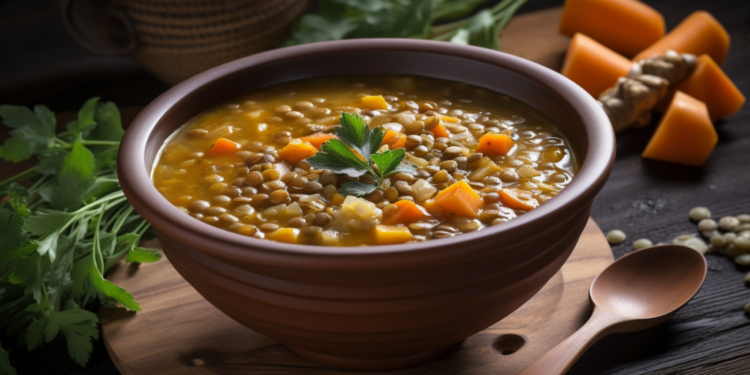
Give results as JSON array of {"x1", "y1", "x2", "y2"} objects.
[{"x1": 152, "y1": 75, "x2": 578, "y2": 246}]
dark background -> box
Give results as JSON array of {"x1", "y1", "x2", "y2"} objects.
[{"x1": 1, "y1": 0, "x2": 749, "y2": 374}]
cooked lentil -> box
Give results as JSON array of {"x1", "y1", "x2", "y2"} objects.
[{"x1": 153, "y1": 75, "x2": 577, "y2": 246}]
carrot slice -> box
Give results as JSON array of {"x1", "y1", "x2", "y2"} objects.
[
  {"x1": 382, "y1": 130, "x2": 407, "y2": 149},
  {"x1": 207, "y1": 137, "x2": 240, "y2": 158},
  {"x1": 299, "y1": 133, "x2": 338, "y2": 150},
  {"x1": 434, "y1": 180, "x2": 484, "y2": 218},
  {"x1": 476, "y1": 134, "x2": 515, "y2": 157},
  {"x1": 498, "y1": 188, "x2": 539, "y2": 211},
  {"x1": 430, "y1": 122, "x2": 450, "y2": 139},
  {"x1": 361, "y1": 95, "x2": 389, "y2": 110},
  {"x1": 383, "y1": 200, "x2": 430, "y2": 225},
  {"x1": 279, "y1": 139, "x2": 318, "y2": 165}
]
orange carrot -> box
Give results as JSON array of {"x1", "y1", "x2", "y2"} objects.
[
  {"x1": 383, "y1": 200, "x2": 430, "y2": 225},
  {"x1": 361, "y1": 95, "x2": 389, "y2": 110},
  {"x1": 207, "y1": 137, "x2": 240, "y2": 157},
  {"x1": 279, "y1": 139, "x2": 318, "y2": 165},
  {"x1": 476, "y1": 133, "x2": 516, "y2": 157},
  {"x1": 633, "y1": 11, "x2": 730, "y2": 65},
  {"x1": 299, "y1": 133, "x2": 338, "y2": 150},
  {"x1": 498, "y1": 188, "x2": 539, "y2": 211},
  {"x1": 430, "y1": 122, "x2": 450, "y2": 139},
  {"x1": 559, "y1": 0, "x2": 665, "y2": 57},
  {"x1": 382, "y1": 130, "x2": 407, "y2": 149},
  {"x1": 561, "y1": 33, "x2": 633, "y2": 97},
  {"x1": 434, "y1": 180, "x2": 484, "y2": 218},
  {"x1": 673, "y1": 54, "x2": 745, "y2": 122}
]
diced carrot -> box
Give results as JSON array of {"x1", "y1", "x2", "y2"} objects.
[
  {"x1": 361, "y1": 95, "x2": 389, "y2": 110},
  {"x1": 373, "y1": 225, "x2": 413, "y2": 245},
  {"x1": 207, "y1": 137, "x2": 240, "y2": 157},
  {"x1": 430, "y1": 122, "x2": 450, "y2": 139},
  {"x1": 559, "y1": 0, "x2": 665, "y2": 57},
  {"x1": 382, "y1": 130, "x2": 407, "y2": 149},
  {"x1": 633, "y1": 11, "x2": 730, "y2": 65},
  {"x1": 383, "y1": 200, "x2": 430, "y2": 225},
  {"x1": 433, "y1": 180, "x2": 484, "y2": 218},
  {"x1": 673, "y1": 54, "x2": 745, "y2": 122},
  {"x1": 299, "y1": 133, "x2": 338, "y2": 150},
  {"x1": 561, "y1": 33, "x2": 633, "y2": 97},
  {"x1": 476, "y1": 134, "x2": 515, "y2": 157},
  {"x1": 641, "y1": 91, "x2": 718, "y2": 167},
  {"x1": 498, "y1": 188, "x2": 539, "y2": 211},
  {"x1": 279, "y1": 139, "x2": 318, "y2": 165},
  {"x1": 266, "y1": 228, "x2": 300, "y2": 244}
]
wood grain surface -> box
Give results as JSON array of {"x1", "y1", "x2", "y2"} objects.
[
  {"x1": 100, "y1": 219, "x2": 612, "y2": 375},
  {"x1": 2, "y1": 0, "x2": 750, "y2": 374}
]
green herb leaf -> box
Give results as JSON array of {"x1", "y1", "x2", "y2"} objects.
[
  {"x1": 126, "y1": 247, "x2": 162, "y2": 263},
  {"x1": 88, "y1": 101, "x2": 124, "y2": 142},
  {"x1": 0, "y1": 345, "x2": 17, "y2": 375},
  {"x1": 24, "y1": 209, "x2": 74, "y2": 236},
  {"x1": 61, "y1": 139, "x2": 95, "y2": 181},
  {"x1": 338, "y1": 181, "x2": 378, "y2": 196},
  {"x1": 306, "y1": 139, "x2": 369, "y2": 178},
  {"x1": 0, "y1": 105, "x2": 57, "y2": 162},
  {"x1": 34, "y1": 149, "x2": 69, "y2": 175},
  {"x1": 371, "y1": 148, "x2": 407, "y2": 178},
  {"x1": 67, "y1": 97, "x2": 99, "y2": 137},
  {"x1": 22, "y1": 303, "x2": 99, "y2": 366},
  {"x1": 449, "y1": 9, "x2": 501, "y2": 50}
]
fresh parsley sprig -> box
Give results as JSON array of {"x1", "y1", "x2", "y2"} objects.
[
  {"x1": 0, "y1": 99, "x2": 159, "y2": 373},
  {"x1": 306, "y1": 112, "x2": 415, "y2": 196}
]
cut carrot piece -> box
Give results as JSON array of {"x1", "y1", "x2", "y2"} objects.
[
  {"x1": 633, "y1": 11, "x2": 730, "y2": 65},
  {"x1": 382, "y1": 130, "x2": 407, "y2": 149},
  {"x1": 559, "y1": 0, "x2": 665, "y2": 57},
  {"x1": 279, "y1": 139, "x2": 318, "y2": 165},
  {"x1": 673, "y1": 55, "x2": 745, "y2": 122},
  {"x1": 561, "y1": 33, "x2": 633, "y2": 97},
  {"x1": 299, "y1": 133, "x2": 338, "y2": 150},
  {"x1": 430, "y1": 122, "x2": 450, "y2": 139},
  {"x1": 373, "y1": 225, "x2": 413, "y2": 245},
  {"x1": 361, "y1": 95, "x2": 388, "y2": 110},
  {"x1": 642, "y1": 91, "x2": 718, "y2": 167},
  {"x1": 266, "y1": 228, "x2": 300, "y2": 244},
  {"x1": 383, "y1": 200, "x2": 430, "y2": 225},
  {"x1": 433, "y1": 180, "x2": 484, "y2": 219},
  {"x1": 207, "y1": 137, "x2": 240, "y2": 158},
  {"x1": 476, "y1": 134, "x2": 515, "y2": 157},
  {"x1": 498, "y1": 188, "x2": 539, "y2": 211}
]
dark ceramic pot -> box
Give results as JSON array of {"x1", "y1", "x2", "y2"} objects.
[{"x1": 118, "y1": 39, "x2": 615, "y2": 371}]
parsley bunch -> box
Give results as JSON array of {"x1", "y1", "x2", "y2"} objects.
[
  {"x1": 307, "y1": 113, "x2": 415, "y2": 196},
  {"x1": 282, "y1": 0, "x2": 528, "y2": 50},
  {"x1": 0, "y1": 99, "x2": 158, "y2": 374}
]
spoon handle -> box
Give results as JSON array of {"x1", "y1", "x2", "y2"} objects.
[{"x1": 516, "y1": 308, "x2": 627, "y2": 375}]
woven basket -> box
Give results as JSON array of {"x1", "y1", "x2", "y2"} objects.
[{"x1": 63, "y1": 0, "x2": 309, "y2": 84}]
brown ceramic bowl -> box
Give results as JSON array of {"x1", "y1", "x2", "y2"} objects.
[{"x1": 118, "y1": 39, "x2": 615, "y2": 371}]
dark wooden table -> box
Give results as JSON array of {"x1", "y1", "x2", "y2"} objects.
[{"x1": 2, "y1": 0, "x2": 749, "y2": 374}]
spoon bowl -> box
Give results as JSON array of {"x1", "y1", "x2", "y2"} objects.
[{"x1": 518, "y1": 245, "x2": 707, "y2": 375}]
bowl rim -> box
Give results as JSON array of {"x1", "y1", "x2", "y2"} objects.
[{"x1": 118, "y1": 38, "x2": 615, "y2": 258}]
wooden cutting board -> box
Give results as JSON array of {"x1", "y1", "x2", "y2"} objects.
[
  {"x1": 100, "y1": 7, "x2": 584, "y2": 375},
  {"x1": 101, "y1": 218, "x2": 612, "y2": 375}
]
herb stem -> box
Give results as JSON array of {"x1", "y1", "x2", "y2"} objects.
[
  {"x1": 80, "y1": 140, "x2": 120, "y2": 147},
  {"x1": 0, "y1": 168, "x2": 36, "y2": 188}
]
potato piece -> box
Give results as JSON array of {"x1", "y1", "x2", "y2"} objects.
[
  {"x1": 373, "y1": 225, "x2": 413, "y2": 245},
  {"x1": 467, "y1": 157, "x2": 502, "y2": 182},
  {"x1": 361, "y1": 95, "x2": 388, "y2": 110},
  {"x1": 411, "y1": 179, "x2": 437, "y2": 202}
]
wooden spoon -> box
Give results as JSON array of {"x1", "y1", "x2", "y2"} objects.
[{"x1": 516, "y1": 245, "x2": 707, "y2": 375}]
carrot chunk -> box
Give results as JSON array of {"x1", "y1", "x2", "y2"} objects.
[
  {"x1": 373, "y1": 225, "x2": 413, "y2": 245},
  {"x1": 673, "y1": 55, "x2": 745, "y2": 122},
  {"x1": 433, "y1": 180, "x2": 484, "y2": 218},
  {"x1": 498, "y1": 188, "x2": 539, "y2": 211},
  {"x1": 266, "y1": 228, "x2": 300, "y2": 244},
  {"x1": 430, "y1": 122, "x2": 450, "y2": 139},
  {"x1": 207, "y1": 137, "x2": 240, "y2": 158},
  {"x1": 383, "y1": 200, "x2": 430, "y2": 225},
  {"x1": 561, "y1": 33, "x2": 633, "y2": 97},
  {"x1": 361, "y1": 95, "x2": 389, "y2": 110},
  {"x1": 279, "y1": 139, "x2": 318, "y2": 165},
  {"x1": 476, "y1": 134, "x2": 516, "y2": 157},
  {"x1": 299, "y1": 133, "x2": 338, "y2": 150},
  {"x1": 382, "y1": 130, "x2": 407, "y2": 149},
  {"x1": 641, "y1": 91, "x2": 718, "y2": 167},
  {"x1": 633, "y1": 11, "x2": 730, "y2": 65},
  {"x1": 559, "y1": 0, "x2": 665, "y2": 57}
]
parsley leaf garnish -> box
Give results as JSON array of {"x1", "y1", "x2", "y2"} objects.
[
  {"x1": 306, "y1": 112, "x2": 416, "y2": 196},
  {"x1": 0, "y1": 99, "x2": 160, "y2": 373}
]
